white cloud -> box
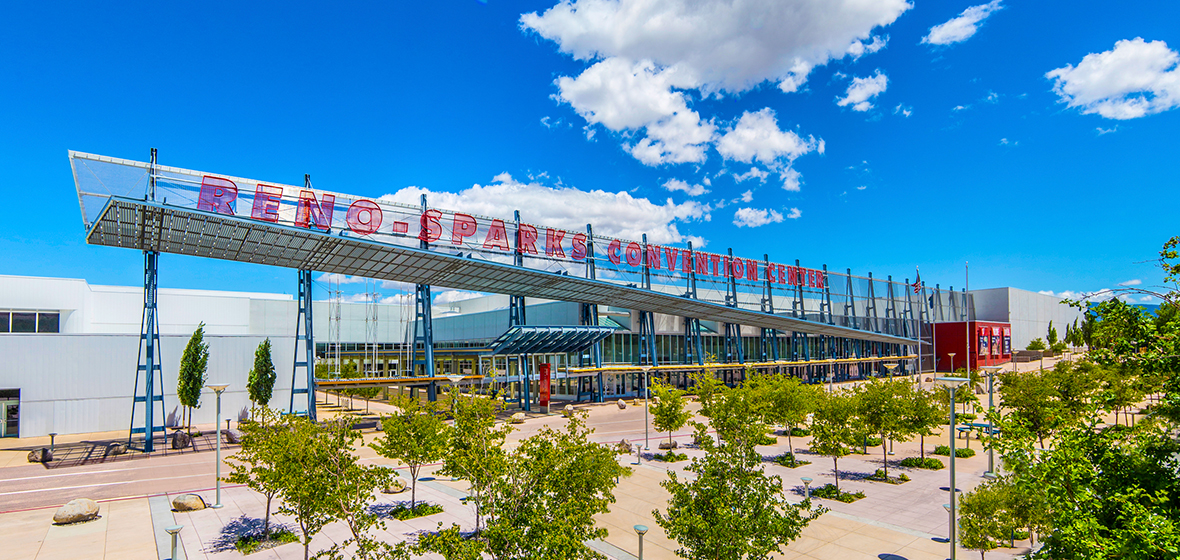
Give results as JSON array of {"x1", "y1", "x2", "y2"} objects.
[
  {"x1": 837, "y1": 72, "x2": 888, "y2": 112},
  {"x1": 716, "y1": 108, "x2": 820, "y2": 166},
  {"x1": 953, "y1": 104, "x2": 969, "y2": 111},
  {"x1": 522, "y1": 0, "x2": 911, "y2": 165},
  {"x1": 781, "y1": 168, "x2": 803, "y2": 192},
  {"x1": 1046, "y1": 38, "x2": 1180, "y2": 120},
  {"x1": 856, "y1": 186, "x2": 867, "y2": 190},
  {"x1": 740, "y1": 190, "x2": 754, "y2": 202},
  {"x1": 786, "y1": 207, "x2": 802, "y2": 219},
  {"x1": 847, "y1": 35, "x2": 888, "y2": 60},
  {"x1": 733, "y1": 167, "x2": 769, "y2": 183},
  {"x1": 434, "y1": 289, "x2": 486, "y2": 305},
  {"x1": 999, "y1": 138, "x2": 1009, "y2": 145},
  {"x1": 662, "y1": 178, "x2": 709, "y2": 197},
  {"x1": 985, "y1": 90, "x2": 1000, "y2": 103},
  {"x1": 1118, "y1": 279, "x2": 1142, "y2": 286},
  {"x1": 922, "y1": 1, "x2": 1004, "y2": 46},
  {"x1": 379, "y1": 173, "x2": 710, "y2": 245},
  {"x1": 733, "y1": 207, "x2": 784, "y2": 228},
  {"x1": 893, "y1": 103, "x2": 912, "y2": 117},
  {"x1": 1096, "y1": 126, "x2": 1118, "y2": 135}
]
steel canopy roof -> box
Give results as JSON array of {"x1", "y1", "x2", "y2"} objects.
[
  {"x1": 86, "y1": 196, "x2": 916, "y2": 345},
  {"x1": 489, "y1": 326, "x2": 616, "y2": 355}
]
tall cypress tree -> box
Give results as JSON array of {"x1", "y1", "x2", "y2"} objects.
[
  {"x1": 248, "y1": 338, "x2": 277, "y2": 409},
  {"x1": 177, "y1": 322, "x2": 209, "y2": 437}
]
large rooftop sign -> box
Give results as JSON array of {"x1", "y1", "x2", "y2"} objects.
[{"x1": 69, "y1": 150, "x2": 918, "y2": 344}]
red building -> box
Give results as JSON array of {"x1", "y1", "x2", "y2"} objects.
[{"x1": 933, "y1": 321, "x2": 1012, "y2": 371}]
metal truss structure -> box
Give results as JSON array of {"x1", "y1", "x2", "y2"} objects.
[{"x1": 129, "y1": 149, "x2": 165, "y2": 453}]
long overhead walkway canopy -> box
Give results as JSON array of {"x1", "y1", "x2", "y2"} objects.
[
  {"x1": 71, "y1": 151, "x2": 917, "y2": 346},
  {"x1": 489, "y1": 325, "x2": 616, "y2": 355}
]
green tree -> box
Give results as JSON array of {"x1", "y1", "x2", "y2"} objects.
[
  {"x1": 655, "y1": 420, "x2": 822, "y2": 560},
  {"x1": 1026, "y1": 338, "x2": 1047, "y2": 351},
  {"x1": 1047, "y1": 320, "x2": 1058, "y2": 347},
  {"x1": 853, "y1": 379, "x2": 909, "y2": 479},
  {"x1": 436, "y1": 392, "x2": 510, "y2": 533},
  {"x1": 224, "y1": 407, "x2": 283, "y2": 541},
  {"x1": 958, "y1": 480, "x2": 1011, "y2": 560},
  {"x1": 997, "y1": 368, "x2": 1061, "y2": 449},
  {"x1": 177, "y1": 322, "x2": 209, "y2": 437},
  {"x1": 270, "y1": 414, "x2": 338, "y2": 560},
  {"x1": 317, "y1": 418, "x2": 402, "y2": 560},
  {"x1": 416, "y1": 524, "x2": 486, "y2": 560},
  {"x1": 372, "y1": 395, "x2": 450, "y2": 509},
  {"x1": 480, "y1": 414, "x2": 630, "y2": 560},
  {"x1": 762, "y1": 375, "x2": 819, "y2": 454},
  {"x1": 903, "y1": 388, "x2": 943, "y2": 460},
  {"x1": 247, "y1": 338, "x2": 276, "y2": 409},
  {"x1": 809, "y1": 390, "x2": 856, "y2": 493},
  {"x1": 651, "y1": 380, "x2": 692, "y2": 446}
]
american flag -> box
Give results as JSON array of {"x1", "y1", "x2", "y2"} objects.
[{"x1": 912, "y1": 268, "x2": 922, "y2": 294}]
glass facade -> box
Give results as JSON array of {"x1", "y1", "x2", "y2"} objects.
[{"x1": 0, "y1": 311, "x2": 60, "y2": 334}]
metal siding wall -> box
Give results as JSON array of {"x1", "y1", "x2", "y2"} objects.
[{"x1": 0, "y1": 334, "x2": 295, "y2": 438}]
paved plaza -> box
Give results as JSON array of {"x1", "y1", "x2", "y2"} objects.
[{"x1": 0, "y1": 366, "x2": 1069, "y2": 560}]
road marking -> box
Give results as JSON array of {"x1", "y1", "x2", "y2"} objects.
[{"x1": 0, "y1": 473, "x2": 208, "y2": 496}]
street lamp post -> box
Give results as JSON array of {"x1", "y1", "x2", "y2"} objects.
[
  {"x1": 935, "y1": 376, "x2": 968, "y2": 560},
  {"x1": 634, "y1": 524, "x2": 649, "y2": 559},
  {"x1": 165, "y1": 524, "x2": 184, "y2": 560},
  {"x1": 946, "y1": 352, "x2": 956, "y2": 373},
  {"x1": 641, "y1": 366, "x2": 652, "y2": 450},
  {"x1": 883, "y1": 361, "x2": 900, "y2": 455},
  {"x1": 980, "y1": 365, "x2": 1004, "y2": 478},
  {"x1": 801, "y1": 477, "x2": 813, "y2": 502},
  {"x1": 205, "y1": 383, "x2": 229, "y2": 509}
]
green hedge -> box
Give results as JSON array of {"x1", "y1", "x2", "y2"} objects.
[
  {"x1": 772, "y1": 453, "x2": 811, "y2": 468},
  {"x1": 899, "y1": 457, "x2": 945, "y2": 470},
  {"x1": 811, "y1": 483, "x2": 865, "y2": 503},
  {"x1": 932, "y1": 445, "x2": 976, "y2": 458}
]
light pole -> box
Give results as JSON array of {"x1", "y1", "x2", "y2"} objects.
[
  {"x1": 946, "y1": 352, "x2": 956, "y2": 373},
  {"x1": 801, "y1": 477, "x2": 813, "y2": 502},
  {"x1": 883, "y1": 361, "x2": 900, "y2": 455},
  {"x1": 205, "y1": 383, "x2": 229, "y2": 509},
  {"x1": 165, "y1": 524, "x2": 184, "y2": 560},
  {"x1": 634, "y1": 524, "x2": 648, "y2": 559},
  {"x1": 935, "y1": 376, "x2": 968, "y2": 560},
  {"x1": 641, "y1": 365, "x2": 652, "y2": 450},
  {"x1": 980, "y1": 365, "x2": 1004, "y2": 478}
]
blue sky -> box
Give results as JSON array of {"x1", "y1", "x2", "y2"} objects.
[{"x1": 1, "y1": 1, "x2": 1177, "y2": 303}]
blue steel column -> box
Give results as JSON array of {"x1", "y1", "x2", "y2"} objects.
[
  {"x1": 637, "y1": 234, "x2": 658, "y2": 373},
  {"x1": 723, "y1": 248, "x2": 744, "y2": 370},
  {"x1": 130, "y1": 148, "x2": 165, "y2": 453},
  {"x1": 581, "y1": 224, "x2": 604, "y2": 402},
  {"x1": 760, "y1": 254, "x2": 779, "y2": 362},
  {"x1": 289, "y1": 269, "x2": 316, "y2": 419},
  {"x1": 512, "y1": 210, "x2": 530, "y2": 411},
  {"x1": 415, "y1": 194, "x2": 437, "y2": 401},
  {"x1": 682, "y1": 241, "x2": 703, "y2": 366}
]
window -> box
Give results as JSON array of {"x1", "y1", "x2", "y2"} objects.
[
  {"x1": 0, "y1": 312, "x2": 8, "y2": 333},
  {"x1": 37, "y1": 313, "x2": 59, "y2": 333},
  {"x1": 10, "y1": 313, "x2": 35, "y2": 333}
]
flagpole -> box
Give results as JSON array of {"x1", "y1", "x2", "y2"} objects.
[
  {"x1": 966, "y1": 261, "x2": 970, "y2": 373},
  {"x1": 916, "y1": 266, "x2": 922, "y2": 386}
]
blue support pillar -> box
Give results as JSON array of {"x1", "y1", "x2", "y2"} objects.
[
  {"x1": 582, "y1": 224, "x2": 604, "y2": 402},
  {"x1": 760, "y1": 254, "x2": 779, "y2": 362},
  {"x1": 723, "y1": 248, "x2": 744, "y2": 367},
  {"x1": 682, "y1": 241, "x2": 704, "y2": 366},
  {"x1": 130, "y1": 148, "x2": 165, "y2": 453},
  {"x1": 512, "y1": 210, "x2": 530, "y2": 411},
  {"x1": 415, "y1": 194, "x2": 437, "y2": 400},
  {"x1": 637, "y1": 234, "x2": 659, "y2": 372},
  {"x1": 289, "y1": 269, "x2": 316, "y2": 419}
]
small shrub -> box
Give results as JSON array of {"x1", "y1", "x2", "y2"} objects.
[
  {"x1": 383, "y1": 502, "x2": 444, "y2": 520},
  {"x1": 867, "y1": 469, "x2": 910, "y2": 484},
  {"x1": 234, "y1": 528, "x2": 299, "y2": 555},
  {"x1": 1026, "y1": 338, "x2": 1046, "y2": 351},
  {"x1": 899, "y1": 457, "x2": 945, "y2": 470},
  {"x1": 933, "y1": 445, "x2": 951, "y2": 456},
  {"x1": 811, "y1": 483, "x2": 865, "y2": 503},
  {"x1": 754, "y1": 433, "x2": 778, "y2": 446},
  {"x1": 1012, "y1": 529, "x2": 1030, "y2": 541},
  {"x1": 958, "y1": 413, "x2": 977, "y2": 422},
  {"x1": 789, "y1": 427, "x2": 811, "y2": 437},
  {"x1": 772, "y1": 453, "x2": 811, "y2": 468},
  {"x1": 955, "y1": 447, "x2": 976, "y2": 458},
  {"x1": 654, "y1": 451, "x2": 688, "y2": 462}
]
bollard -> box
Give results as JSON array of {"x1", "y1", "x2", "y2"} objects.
[{"x1": 165, "y1": 525, "x2": 183, "y2": 560}]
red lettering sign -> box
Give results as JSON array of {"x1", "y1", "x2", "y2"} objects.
[
  {"x1": 418, "y1": 209, "x2": 442, "y2": 243},
  {"x1": 625, "y1": 242, "x2": 642, "y2": 266},
  {"x1": 296, "y1": 190, "x2": 335, "y2": 230},
  {"x1": 251, "y1": 184, "x2": 282, "y2": 222},
  {"x1": 346, "y1": 199, "x2": 382, "y2": 235},
  {"x1": 545, "y1": 229, "x2": 566, "y2": 257},
  {"x1": 646, "y1": 244, "x2": 661, "y2": 269},
  {"x1": 608, "y1": 239, "x2": 622, "y2": 265},
  {"x1": 517, "y1": 224, "x2": 538, "y2": 254},
  {"x1": 452, "y1": 213, "x2": 477, "y2": 245},
  {"x1": 571, "y1": 233, "x2": 587, "y2": 260},
  {"x1": 695, "y1": 252, "x2": 708, "y2": 275},
  {"x1": 197, "y1": 176, "x2": 238, "y2": 215},
  {"x1": 709, "y1": 254, "x2": 722, "y2": 277},
  {"x1": 483, "y1": 219, "x2": 510, "y2": 250}
]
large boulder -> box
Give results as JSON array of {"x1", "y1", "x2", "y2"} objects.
[
  {"x1": 171, "y1": 431, "x2": 191, "y2": 450},
  {"x1": 382, "y1": 478, "x2": 408, "y2": 494},
  {"x1": 562, "y1": 404, "x2": 575, "y2": 418},
  {"x1": 658, "y1": 440, "x2": 678, "y2": 450},
  {"x1": 615, "y1": 439, "x2": 633, "y2": 455},
  {"x1": 27, "y1": 448, "x2": 52, "y2": 463},
  {"x1": 104, "y1": 442, "x2": 127, "y2": 457},
  {"x1": 222, "y1": 429, "x2": 241, "y2": 444},
  {"x1": 53, "y1": 498, "x2": 99, "y2": 524},
  {"x1": 171, "y1": 494, "x2": 207, "y2": 512},
  {"x1": 616, "y1": 400, "x2": 627, "y2": 410},
  {"x1": 508, "y1": 412, "x2": 526, "y2": 424}
]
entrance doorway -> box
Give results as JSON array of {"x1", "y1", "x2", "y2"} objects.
[{"x1": 0, "y1": 389, "x2": 18, "y2": 438}]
